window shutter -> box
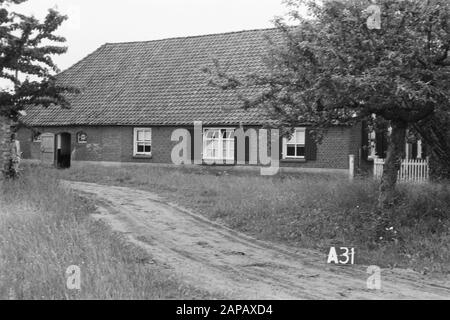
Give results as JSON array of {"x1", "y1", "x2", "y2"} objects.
[
  {"x1": 361, "y1": 121, "x2": 369, "y2": 161},
  {"x1": 375, "y1": 129, "x2": 388, "y2": 158},
  {"x1": 305, "y1": 129, "x2": 317, "y2": 161},
  {"x1": 279, "y1": 135, "x2": 284, "y2": 159},
  {"x1": 188, "y1": 128, "x2": 194, "y2": 161},
  {"x1": 234, "y1": 136, "x2": 238, "y2": 163}
]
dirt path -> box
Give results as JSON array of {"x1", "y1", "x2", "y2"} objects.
[{"x1": 66, "y1": 181, "x2": 450, "y2": 300}]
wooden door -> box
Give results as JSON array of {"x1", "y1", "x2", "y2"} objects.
[{"x1": 41, "y1": 133, "x2": 55, "y2": 165}]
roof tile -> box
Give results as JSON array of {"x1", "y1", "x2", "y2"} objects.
[{"x1": 23, "y1": 28, "x2": 279, "y2": 127}]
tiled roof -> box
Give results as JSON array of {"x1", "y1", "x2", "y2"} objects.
[{"x1": 22, "y1": 28, "x2": 279, "y2": 127}]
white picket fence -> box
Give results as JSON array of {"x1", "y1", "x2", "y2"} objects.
[{"x1": 374, "y1": 158, "x2": 429, "y2": 183}]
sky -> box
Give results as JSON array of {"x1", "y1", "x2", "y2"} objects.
[{"x1": 13, "y1": 0, "x2": 290, "y2": 72}]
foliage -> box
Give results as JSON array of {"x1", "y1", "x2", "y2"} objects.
[
  {"x1": 204, "y1": 0, "x2": 450, "y2": 199},
  {"x1": 0, "y1": 0, "x2": 78, "y2": 121},
  {"x1": 207, "y1": 0, "x2": 450, "y2": 129},
  {"x1": 414, "y1": 110, "x2": 450, "y2": 180}
]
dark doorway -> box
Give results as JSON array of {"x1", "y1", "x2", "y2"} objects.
[{"x1": 56, "y1": 132, "x2": 71, "y2": 169}]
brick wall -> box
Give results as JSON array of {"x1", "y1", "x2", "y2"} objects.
[
  {"x1": 120, "y1": 127, "x2": 180, "y2": 163},
  {"x1": 17, "y1": 124, "x2": 361, "y2": 170},
  {"x1": 17, "y1": 126, "x2": 181, "y2": 165},
  {"x1": 277, "y1": 126, "x2": 355, "y2": 169},
  {"x1": 0, "y1": 116, "x2": 11, "y2": 174}
]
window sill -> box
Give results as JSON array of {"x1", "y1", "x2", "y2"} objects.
[
  {"x1": 202, "y1": 160, "x2": 236, "y2": 165},
  {"x1": 202, "y1": 162, "x2": 236, "y2": 166},
  {"x1": 281, "y1": 158, "x2": 307, "y2": 163},
  {"x1": 133, "y1": 154, "x2": 153, "y2": 159},
  {"x1": 202, "y1": 158, "x2": 235, "y2": 162}
]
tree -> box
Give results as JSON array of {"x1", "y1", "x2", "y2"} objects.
[
  {"x1": 0, "y1": 0, "x2": 77, "y2": 178},
  {"x1": 205, "y1": 0, "x2": 450, "y2": 208},
  {"x1": 414, "y1": 111, "x2": 450, "y2": 180}
]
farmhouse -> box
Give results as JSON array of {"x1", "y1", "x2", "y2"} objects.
[{"x1": 17, "y1": 28, "x2": 374, "y2": 173}]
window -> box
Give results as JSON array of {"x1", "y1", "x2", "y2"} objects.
[
  {"x1": 133, "y1": 128, "x2": 152, "y2": 156},
  {"x1": 203, "y1": 128, "x2": 235, "y2": 162},
  {"x1": 283, "y1": 128, "x2": 306, "y2": 159},
  {"x1": 368, "y1": 130, "x2": 377, "y2": 160},
  {"x1": 77, "y1": 131, "x2": 88, "y2": 144},
  {"x1": 32, "y1": 132, "x2": 42, "y2": 142}
]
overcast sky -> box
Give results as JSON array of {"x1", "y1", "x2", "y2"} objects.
[{"x1": 15, "y1": 0, "x2": 290, "y2": 71}]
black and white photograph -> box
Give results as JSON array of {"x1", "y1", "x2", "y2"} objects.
[{"x1": 0, "y1": 0, "x2": 449, "y2": 308}]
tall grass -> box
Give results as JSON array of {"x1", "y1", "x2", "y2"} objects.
[
  {"x1": 0, "y1": 168, "x2": 212, "y2": 300},
  {"x1": 59, "y1": 164, "x2": 450, "y2": 275}
]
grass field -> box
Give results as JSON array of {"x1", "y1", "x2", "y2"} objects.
[
  {"x1": 55, "y1": 164, "x2": 450, "y2": 276},
  {"x1": 1, "y1": 164, "x2": 448, "y2": 300},
  {"x1": 0, "y1": 168, "x2": 214, "y2": 300}
]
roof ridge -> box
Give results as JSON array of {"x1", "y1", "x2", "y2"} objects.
[
  {"x1": 57, "y1": 27, "x2": 277, "y2": 76},
  {"x1": 104, "y1": 27, "x2": 277, "y2": 46}
]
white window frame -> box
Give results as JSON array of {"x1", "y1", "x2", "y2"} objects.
[
  {"x1": 368, "y1": 130, "x2": 378, "y2": 160},
  {"x1": 417, "y1": 140, "x2": 423, "y2": 159},
  {"x1": 133, "y1": 128, "x2": 152, "y2": 157},
  {"x1": 202, "y1": 128, "x2": 235, "y2": 162},
  {"x1": 282, "y1": 127, "x2": 306, "y2": 159}
]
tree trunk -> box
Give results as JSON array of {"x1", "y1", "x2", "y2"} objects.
[
  {"x1": 0, "y1": 116, "x2": 12, "y2": 179},
  {"x1": 413, "y1": 115, "x2": 450, "y2": 180},
  {"x1": 378, "y1": 120, "x2": 407, "y2": 209}
]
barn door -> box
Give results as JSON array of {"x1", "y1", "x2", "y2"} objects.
[{"x1": 41, "y1": 133, "x2": 55, "y2": 165}]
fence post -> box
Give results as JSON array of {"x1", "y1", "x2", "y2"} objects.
[{"x1": 349, "y1": 154, "x2": 355, "y2": 181}]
